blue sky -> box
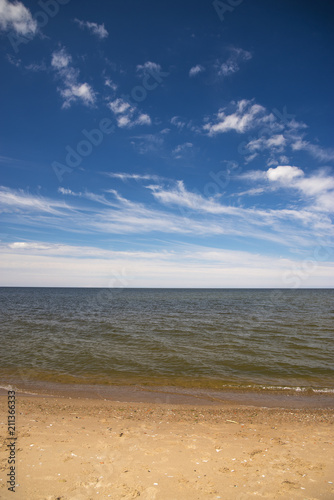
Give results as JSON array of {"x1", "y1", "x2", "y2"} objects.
[{"x1": 0, "y1": 0, "x2": 333, "y2": 287}]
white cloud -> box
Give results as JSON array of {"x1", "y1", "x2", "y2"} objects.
[
  {"x1": 116, "y1": 115, "x2": 130, "y2": 128},
  {"x1": 218, "y1": 59, "x2": 238, "y2": 77},
  {"x1": 106, "y1": 173, "x2": 163, "y2": 182},
  {"x1": 51, "y1": 48, "x2": 71, "y2": 69},
  {"x1": 292, "y1": 139, "x2": 334, "y2": 162},
  {"x1": 58, "y1": 187, "x2": 74, "y2": 195},
  {"x1": 235, "y1": 187, "x2": 265, "y2": 197},
  {"x1": 204, "y1": 99, "x2": 271, "y2": 135},
  {"x1": 170, "y1": 116, "x2": 186, "y2": 129},
  {"x1": 136, "y1": 61, "x2": 161, "y2": 75},
  {"x1": 241, "y1": 165, "x2": 334, "y2": 213},
  {"x1": 295, "y1": 174, "x2": 334, "y2": 197},
  {"x1": 243, "y1": 134, "x2": 288, "y2": 164},
  {"x1": 108, "y1": 98, "x2": 151, "y2": 128},
  {"x1": 136, "y1": 113, "x2": 151, "y2": 126},
  {"x1": 268, "y1": 166, "x2": 334, "y2": 212},
  {"x1": 6, "y1": 53, "x2": 21, "y2": 66},
  {"x1": 104, "y1": 78, "x2": 117, "y2": 91},
  {"x1": 204, "y1": 99, "x2": 320, "y2": 167},
  {"x1": 315, "y1": 192, "x2": 334, "y2": 212},
  {"x1": 204, "y1": 99, "x2": 330, "y2": 169},
  {"x1": 1, "y1": 179, "x2": 332, "y2": 257},
  {"x1": 58, "y1": 187, "x2": 121, "y2": 208},
  {"x1": 0, "y1": 185, "x2": 67, "y2": 214},
  {"x1": 146, "y1": 180, "x2": 334, "y2": 246},
  {"x1": 51, "y1": 47, "x2": 96, "y2": 108},
  {"x1": 108, "y1": 98, "x2": 132, "y2": 114},
  {"x1": 60, "y1": 82, "x2": 95, "y2": 109},
  {"x1": 148, "y1": 180, "x2": 238, "y2": 215},
  {"x1": 189, "y1": 64, "x2": 204, "y2": 77},
  {"x1": 130, "y1": 132, "x2": 165, "y2": 154},
  {"x1": 0, "y1": 0, "x2": 37, "y2": 35},
  {"x1": 9, "y1": 241, "x2": 51, "y2": 250},
  {"x1": 217, "y1": 48, "x2": 252, "y2": 77},
  {"x1": 239, "y1": 170, "x2": 267, "y2": 182},
  {"x1": 172, "y1": 142, "x2": 193, "y2": 159},
  {"x1": 25, "y1": 62, "x2": 46, "y2": 72},
  {"x1": 267, "y1": 155, "x2": 290, "y2": 167},
  {"x1": 265, "y1": 165, "x2": 334, "y2": 195},
  {"x1": 266, "y1": 165, "x2": 304, "y2": 182},
  {"x1": 247, "y1": 134, "x2": 286, "y2": 154},
  {"x1": 74, "y1": 18, "x2": 108, "y2": 39}
]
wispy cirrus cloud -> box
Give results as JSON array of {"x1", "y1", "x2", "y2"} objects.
[
  {"x1": 1, "y1": 175, "x2": 332, "y2": 254},
  {"x1": 291, "y1": 139, "x2": 334, "y2": 162},
  {"x1": 58, "y1": 187, "x2": 119, "y2": 207},
  {"x1": 146, "y1": 180, "x2": 333, "y2": 247},
  {"x1": 25, "y1": 61, "x2": 47, "y2": 72},
  {"x1": 0, "y1": 185, "x2": 69, "y2": 214},
  {"x1": 74, "y1": 18, "x2": 108, "y2": 39},
  {"x1": 105, "y1": 172, "x2": 164, "y2": 182},
  {"x1": 130, "y1": 132, "x2": 166, "y2": 155},
  {"x1": 51, "y1": 47, "x2": 96, "y2": 109}
]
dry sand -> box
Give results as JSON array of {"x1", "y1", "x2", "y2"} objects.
[{"x1": 1, "y1": 395, "x2": 334, "y2": 499}]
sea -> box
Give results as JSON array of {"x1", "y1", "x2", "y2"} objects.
[{"x1": 0, "y1": 288, "x2": 333, "y2": 407}]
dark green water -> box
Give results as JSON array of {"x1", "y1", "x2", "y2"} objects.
[{"x1": 0, "y1": 288, "x2": 333, "y2": 396}]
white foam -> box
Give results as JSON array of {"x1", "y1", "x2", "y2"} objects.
[{"x1": 0, "y1": 384, "x2": 14, "y2": 391}]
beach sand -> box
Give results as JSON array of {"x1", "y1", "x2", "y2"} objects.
[{"x1": 1, "y1": 395, "x2": 334, "y2": 499}]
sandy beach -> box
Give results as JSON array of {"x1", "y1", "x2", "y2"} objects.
[{"x1": 0, "y1": 395, "x2": 333, "y2": 499}]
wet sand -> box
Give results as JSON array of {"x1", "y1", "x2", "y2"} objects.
[{"x1": 1, "y1": 394, "x2": 334, "y2": 499}]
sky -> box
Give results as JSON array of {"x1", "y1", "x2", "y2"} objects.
[{"x1": 0, "y1": 0, "x2": 333, "y2": 287}]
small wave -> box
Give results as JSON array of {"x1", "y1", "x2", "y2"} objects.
[
  {"x1": 312, "y1": 388, "x2": 334, "y2": 393},
  {"x1": 260, "y1": 385, "x2": 307, "y2": 392},
  {"x1": 0, "y1": 384, "x2": 40, "y2": 396},
  {"x1": 214, "y1": 384, "x2": 334, "y2": 394},
  {"x1": 0, "y1": 384, "x2": 14, "y2": 391},
  {"x1": 258, "y1": 385, "x2": 334, "y2": 394}
]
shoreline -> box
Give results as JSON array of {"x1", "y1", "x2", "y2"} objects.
[
  {"x1": 2, "y1": 392, "x2": 334, "y2": 424},
  {"x1": 1, "y1": 379, "x2": 334, "y2": 409},
  {"x1": 1, "y1": 395, "x2": 333, "y2": 499}
]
